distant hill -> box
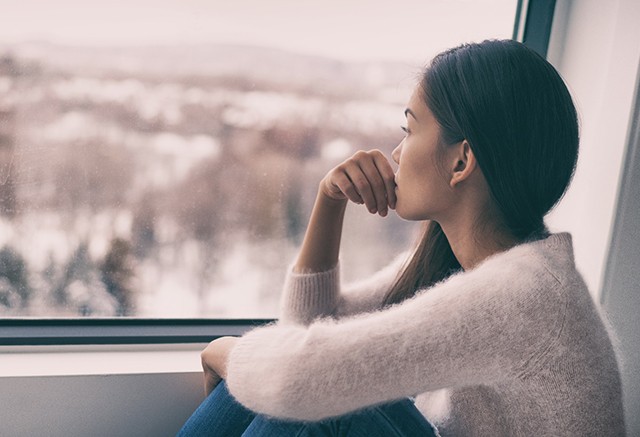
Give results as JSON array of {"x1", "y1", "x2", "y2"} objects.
[{"x1": 0, "y1": 41, "x2": 418, "y2": 94}]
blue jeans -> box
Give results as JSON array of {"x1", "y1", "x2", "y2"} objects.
[{"x1": 177, "y1": 381, "x2": 438, "y2": 436}]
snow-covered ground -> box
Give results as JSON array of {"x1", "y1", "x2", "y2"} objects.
[{"x1": 0, "y1": 44, "x2": 416, "y2": 318}]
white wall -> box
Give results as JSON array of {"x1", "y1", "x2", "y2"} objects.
[
  {"x1": 0, "y1": 346, "x2": 205, "y2": 437},
  {"x1": 545, "y1": 0, "x2": 640, "y2": 299},
  {"x1": 0, "y1": 373, "x2": 202, "y2": 437}
]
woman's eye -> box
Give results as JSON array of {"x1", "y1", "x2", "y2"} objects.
[{"x1": 400, "y1": 126, "x2": 409, "y2": 135}]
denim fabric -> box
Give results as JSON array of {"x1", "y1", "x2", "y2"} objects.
[
  {"x1": 177, "y1": 381, "x2": 255, "y2": 437},
  {"x1": 177, "y1": 381, "x2": 437, "y2": 436}
]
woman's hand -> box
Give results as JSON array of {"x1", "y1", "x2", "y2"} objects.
[
  {"x1": 200, "y1": 336, "x2": 239, "y2": 396},
  {"x1": 320, "y1": 149, "x2": 397, "y2": 217}
]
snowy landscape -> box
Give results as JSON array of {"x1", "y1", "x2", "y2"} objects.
[{"x1": 0, "y1": 42, "x2": 419, "y2": 318}]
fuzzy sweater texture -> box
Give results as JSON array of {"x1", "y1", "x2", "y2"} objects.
[{"x1": 226, "y1": 233, "x2": 625, "y2": 436}]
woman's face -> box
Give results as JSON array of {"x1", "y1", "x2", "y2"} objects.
[{"x1": 392, "y1": 85, "x2": 456, "y2": 221}]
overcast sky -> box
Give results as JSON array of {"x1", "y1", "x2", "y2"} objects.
[{"x1": 0, "y1": 0, "x2": 516, "y2": 63}]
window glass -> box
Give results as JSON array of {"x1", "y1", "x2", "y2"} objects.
[{"x1": 0, "y1": 0, "x2": 517, "y2": 317}]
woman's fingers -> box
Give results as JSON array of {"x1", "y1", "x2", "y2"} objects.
[
  {"x1": 329, "y1": 170, "x2": 363, "y2": 204},
  {"x1": 372, "y1": 151, "x2": 397, "y2": 211},
  {"x1": 355, "y1": 152, "x2": 390, "y2": 215},
  {"x1": 322, "y1": 150, "x2": 396, "y2": 216},
  {"x1": 346, "y1": 161, "x2": 378, "y2": 213},
  {"x1": 201, "y1": 361, "x2": 221, "y2": 396}
]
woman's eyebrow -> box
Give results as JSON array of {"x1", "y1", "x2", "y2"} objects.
[{"x1": 404, "y1": 108, "x2": 418, "y2": 121}]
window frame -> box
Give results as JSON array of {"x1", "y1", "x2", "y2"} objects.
[
  {"x1": 514, "y1": 0, "x2": 557, "y2": 57},
  {"x1": 0, "y1": 318, "x2": 273, "y2": 345},
  {"x1": 1, "y1": 0, "x2": 556, "y2": 346}
]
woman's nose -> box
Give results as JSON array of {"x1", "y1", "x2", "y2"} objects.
[{"x1": 392, "y1": 143, "x2": 402, "y2": 165}]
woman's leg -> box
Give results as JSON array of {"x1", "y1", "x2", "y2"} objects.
[
  {"x1": 178, "y1": 381, "x2": 437, "y2": 437},
  {"x1": 177, "y1": 381, "x2": 256, "y2": 437},
  {"x1": 334, "y1": 398, "x2": 439, "y2": 437},
  {"x1": 242, "y1": 398, "x2": 438, "y2": 437}
]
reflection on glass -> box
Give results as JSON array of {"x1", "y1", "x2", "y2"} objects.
[{"x1": 0, "y1": 0, "x2": 516, "y2": 317}]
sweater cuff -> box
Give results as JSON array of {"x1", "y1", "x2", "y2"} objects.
[
  {"x1": 225, "y1": 327, "x2": 267, "y2": 413},
  {"x1": 279, "y1": 263, "x2": 340, "y2": 325},
  {"x1": 225, "y1": 323, "x2": 305, "y2": 418},
  {"x1": 225, "y1": 328, "x2": 261, "y2": 411}
]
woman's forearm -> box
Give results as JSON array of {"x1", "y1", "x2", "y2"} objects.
[
  {"x1": 294, "y1": 189, "x2": 347, "y2": 273},
  {"x1": 294, "y1": 149, "x2": 396, "y2": 273}
]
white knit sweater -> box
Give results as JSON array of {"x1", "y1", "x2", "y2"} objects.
[{"x1": 226, "y1": 233, "x2": 625, "y2": 436}]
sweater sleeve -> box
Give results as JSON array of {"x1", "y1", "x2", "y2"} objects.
[
  {"x1": 226, "y1": 256, "x2": 567, "y2": 421},
  {"x1": 278, "y1": 264, "x2": 341, "y2": 325},
  {"x1": 336, "y1": 252, "x2": 409, "y2": 318},
  {"x1": 279, "y1": 252, "x2": 409, "y2": 325}
]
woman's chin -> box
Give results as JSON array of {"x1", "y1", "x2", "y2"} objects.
[
  {"x1": 393, "y1": 203, "x2": 410, "y2": 221},
  {"x1": 394, "y1": 202, "x2": 431, "y2": 222}
]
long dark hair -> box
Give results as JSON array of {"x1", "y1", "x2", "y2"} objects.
[{"x1": 384, "y1": 39, "x2": 579, "y2": 306}]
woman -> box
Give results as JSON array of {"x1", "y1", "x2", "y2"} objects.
[{"x1": 178, "y1": 39, "x2": 625, "y2": 436}]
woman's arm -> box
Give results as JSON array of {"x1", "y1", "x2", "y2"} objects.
[
  {"x1": 293, "y1": 191, "x2": 347, "y2": 274},
  {"x1": 335, "y1": 251, "x2": 409, "y2": 316},
  {"x1": 224, "y1": 260, "x2": 567, "y2": 421},
  {"x1": 279, "y1": 150, "x2": 397, "y2": 324},
  {"x1": 294, "y1": 149, "x2": 397, "y2": 273},
  {"x1": 279, "y1": 252, "x2": 407, "y2": 325},
  {"x1": 200, "y1": 150, "x2": 398, "y2": 389}
]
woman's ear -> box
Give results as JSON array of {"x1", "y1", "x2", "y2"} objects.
[{"x1": 449, "y1": 140, "x2": 478, "y2": 188}]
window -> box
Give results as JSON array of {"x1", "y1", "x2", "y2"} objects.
[{"x1": 0, "y1": 0, "x2": 519, "y2": 320}]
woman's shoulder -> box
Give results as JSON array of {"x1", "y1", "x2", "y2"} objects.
[
  {"x1": 434, "y1": 232, "x2": 579, "y2": 315},
  {"x1": 472, "y1": 232, "x2": 577, "y2": 285}
]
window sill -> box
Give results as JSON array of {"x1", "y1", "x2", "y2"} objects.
[
  {"x1": 0, "y1": 318, "x2": 272, "y2": 346},
  {"x1": 0, "y1": 343, "x2": 206, "y2": 377}
]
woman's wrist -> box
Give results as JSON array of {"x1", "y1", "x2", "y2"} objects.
[
  {"x1": 316, "y1": 188, "x2": 349, "y2": 210},
  {"x1": 294, "y1": 189, "x2": 347, "y2": 273}
]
